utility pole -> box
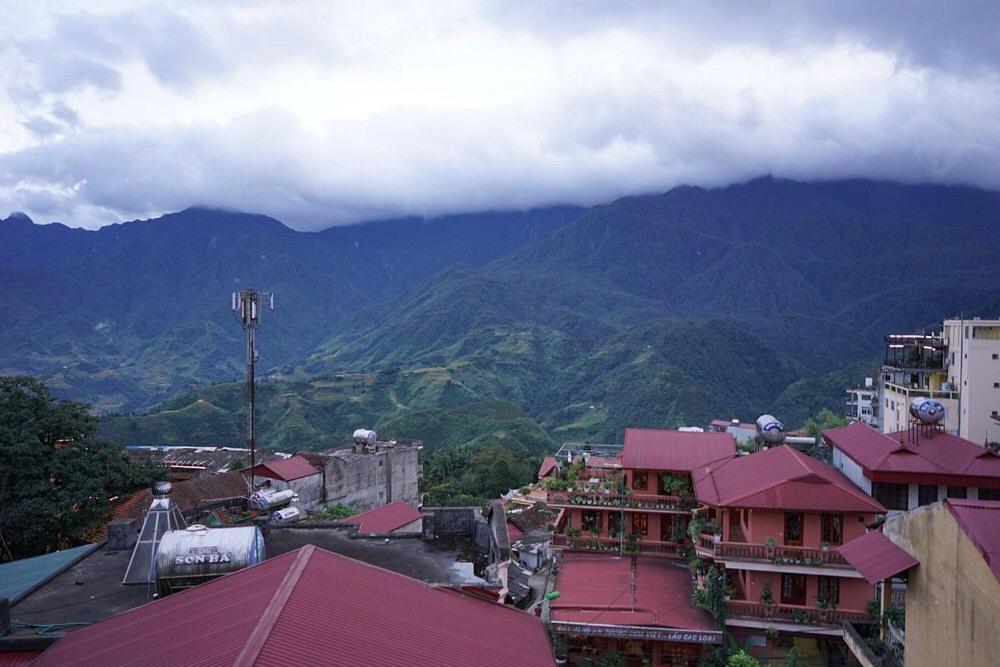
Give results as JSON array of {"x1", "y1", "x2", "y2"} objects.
[{"x1": 233, "y1": 288, "x2": 274, "y2": 500}]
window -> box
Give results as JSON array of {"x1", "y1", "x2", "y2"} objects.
[
  {"x1": 608, "y1": 512, "x2": 623, "y2": 536},
  {"x1": 781, "y1": 573, "x2": 807, "y2": 606},
  {"x1": 993, "y1": 353, "x2": 999, "y2": 360},
  {"x1": 660, "y1": 515, "x2": 674, "y2": 542},
  {"x1": 980, "y1": 488, "x2": 1000, "y2": 501},
  {"x1": 994, "y1": 382, "x2": 999, "y2": 389},
  {"x1": 918, "y1": 485, "x2": 938, "y2": 506},
  {"x1": 873, "y1": 482, "x2": 909, "y2": 510},
  {"x1": 784, "y1": 512, "x2": 804, "y2": 546},
  {"x1": 631, "y1": 513, "x2": 648, "y2": 537},
  {"x1": 581, "y1": 510, "x2": 602, "y2": 532},
  {"x1": 947, "y1": 486, "x2": 968, "y2": 499},
  {"x1": 818, "y1": 576, "x2": 840, "y2": 605},
  {"x1": 632, "y1": 471, "x2": 648, "y2": 490},
  {"x1": 821, "y1": 514, "x2": 843, "y2": 545}
]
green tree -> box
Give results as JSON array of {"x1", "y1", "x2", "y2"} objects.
[
  {"x1": 727, "y1": 650, "x2": 760, "y2": 667},
  {"x1": 802, "y1": 408, "x2": 849, "y2": 462},
  {"x1": 0, "y1": 377, "x2": 163, "y2": 560}
]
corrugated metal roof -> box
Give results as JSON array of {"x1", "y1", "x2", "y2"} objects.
[
  {"x1": 344, "y1": 500, "x2": 422, "y2": 534},
  {"x1": 34, "y1": 545, "x2": 554, "y2": 667},
  {"x1": 0, "y1": 543, "x2": 99, "y2": 603},
  {"x1": 537, "y1": 456, "x2": 558, "y2": 479},
  {"x1": 838, "y1": 531, "x2": 919, "y2": 585},
  {"x1": 623, "y1": 428, "x2": 736, "y2": 472},
  {"x1": 0, "y1": 651, "x2": 43, "y2": 666},
  {"x1": 825, "y1": 422, "x2": 1000, "y2": 481},
  {"x1": 551, "y1": 553, "x2": 713, "y2": 631},
  {"x1": 251, "y1": 455, "x2": 320, "y2": 482},
  {"x1": 945, "y1": 499, "x2": 1000, "y2": 583},
  {"x1": 693, "y1": 445, "x2": 885, "y2": 512}
]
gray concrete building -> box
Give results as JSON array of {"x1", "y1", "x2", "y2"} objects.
[{"x1": 300, "y1": 437, "x2": 421, "y2": 512}]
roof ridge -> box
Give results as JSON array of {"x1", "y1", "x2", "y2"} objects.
[{"x1": 234, "y1": 544, "x2": 315, "y2": 666}]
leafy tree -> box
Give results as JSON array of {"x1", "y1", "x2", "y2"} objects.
[
  {"x1": 0, "y1": 377, "x2": 163, "y2": 559},
  {"x1": 727, "y1": 650, "x2": 760, "y2": 667},
  {"x1": 802, "y1": 409, "x2": 849, "y2": 463},
  {"x1": 784, "y1": 646, "x2": 807, "y2": 667}
]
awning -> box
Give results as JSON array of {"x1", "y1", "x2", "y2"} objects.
[{"x1": 838, "y1": 531, "x2": 920, "y2": 585}]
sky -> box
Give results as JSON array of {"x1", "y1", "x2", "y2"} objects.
[{"x1": 1, "y1": 0, "x2": 998, "y2": 230}]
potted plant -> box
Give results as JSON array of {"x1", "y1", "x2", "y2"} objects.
[
  {"x1": 705, "y1": 520, "x2": 723, "y2": 543},
  {"x1": 760, "y1": 582, "x2": 775, "y2": 618},
  {"x1": 816, "y1": 593, "x2": 837, "y2": 623},
  {"x1": 764, "y1": 537, "x2": 777, "y2": 559}
]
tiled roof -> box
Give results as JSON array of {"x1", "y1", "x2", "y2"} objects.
[
  {"x1": 945, "y1": 499, "x2": 1000, "y2": 583},
  {"x1": 344, "y1": 500, "x2": 422, "y2": 534},
  {"x1": 623, "y1": 428, "x2": 736, "y2": 472},
  {"x1": 0, "y1": 543, "x2": 99, "y2": 604},
  {"x1": 251, "y1": 455, "x2": 320, "y2": 481},
  {"x1": 33, "y1": 545, "x2": 554, "y2": 667},
  {"x1": 693, "y1": 445, "x2": 885, "y2": 512},
  {"x1": 537, "y1": 456, "x2": 558, "y2": 479},
  {"x1": 838, "y1": 531, "x2": 919, "y2": 585},
  {"x1": 551, "y1": 552, "x2": 714, "y2": 631},
  {"x1": 824, "y1": 422, "x2": 1000, "y2": 480}
]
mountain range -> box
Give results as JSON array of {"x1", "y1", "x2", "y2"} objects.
[{"x1": 5, "y1": 178, "x2": 1000, "y2": 474}]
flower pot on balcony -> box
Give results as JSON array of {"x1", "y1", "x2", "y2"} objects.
[{"x1": 712, "y1": 533, "x2": 721, "y2": 544}]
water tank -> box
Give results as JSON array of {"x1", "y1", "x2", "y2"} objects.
[
  {"x1": 249, "y1": 488, "x2": 296, "y2": 511},
  {"x1": 353, "y1": 429, "x2": 377, "y2": 446},
  {"x1": 910, "y1": 397, "x2": 945, "y2": 424},
  {"x1": 154, "y1": 525, "x2": 264, "y2": 593},
  {"x1": 756, "y1": 415, "x2": 785, "y2": 444},
  {"x1": 272, "y1": 507, "x2": 301, "y2": 524}
]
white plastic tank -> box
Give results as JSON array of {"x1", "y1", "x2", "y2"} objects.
[
  {"x1": 353, "y1": 429, "x2": 377, "y2": 446},
  {"x1": 272, "y1": 507, "x2": 301, "y2": 524},
  {"x1": 250, "y1": 489, "x2": 296, "y2": 510},
  {"x1": 756, "y1": 414, "x2": 786, "y2": 444},
  {"x1": 909, "y1": 397, "x2": 945, "y2": 424}
]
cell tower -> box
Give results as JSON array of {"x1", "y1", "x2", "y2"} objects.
[{"x1": 232, "y1": 288, "x2": 274, "y2": 498}]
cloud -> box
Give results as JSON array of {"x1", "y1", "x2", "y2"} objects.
[{"x1": 0, "y1": 1, "x2": 999, "y2": 230}]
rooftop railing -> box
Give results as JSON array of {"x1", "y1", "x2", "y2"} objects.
[
  {"x1": 726, "y1": 599, "x2": 869, "y2": 627},
  {"x1": 542, "y1": 489, "x2": 696, "y2": 511}
]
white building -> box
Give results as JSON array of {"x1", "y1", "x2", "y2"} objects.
[
  {"x1": 942, "y1": 318, "x2": 1000, "y2": 446},
  {"x1": 845, "y1": 377, "x2": 879, "y2": 427}
]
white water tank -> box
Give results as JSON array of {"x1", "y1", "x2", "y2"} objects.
[
  {"x1": 272, "y1": 507, "x2": 301, "y2": 524},
  {"x1": 910, "y1": 397, "x2": 945, "y2": 424},
  {"x1": 250, "y1": 488, "x2": 296, "y2": 510},
  {"x1": 353, "y1": 429, "x2": 377, "y2": 446},
  {"x1": 756, "y1": 415, "x2": 786, "y2": 444},
  {"x1": 155, "y1": 525, "x2": 264, "y2": 583}
]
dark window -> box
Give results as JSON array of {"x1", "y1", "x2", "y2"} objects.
[
  {"x1": 631, "y1": 513, "x2": 648, "y2": 537},
  {"x1": 660, "y1": 515, "x2": 674, "y2": 542},
  {"x1": 781, "y1": 573, "x2": 807, "y2": 606},
  {"x1": 947, "y1": 486, "x2": 968, "y2": 499},
  {"x1": 818, "y1": 576, "x2": 840, "y2": 605},
  {"x1": 979, "y1": 488, "x2": 1000, "y2": 501},
  {"x1": 918, "y1": 485, "x2": 938, "y2": 506},
  {"x1": 581, "y1": 510, "x2": 602, "y2": 532},
  {"x1": 873, "y1": 482, "x2": 909, "y2": 510},
  {"x1": 821, "y1": 514, "x2": 843, "y2": 545},
  {"x1": 784, "y1": 512, "x2": 804, "y2": 546},
  {"x1": 631, "y1": 471, "x2": 648, "y2": 490},
  {"x1": 993, "y1": 353, "x2": 999, "y2": 360}
]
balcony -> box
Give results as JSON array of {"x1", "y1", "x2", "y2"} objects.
[
  {"x1": 550, "y1": 533, "x2": 682, "y2": 558},
  {"x1": 696, "y1": 534, "x2": 860, "y2": 576},
  {"x1": 725, "y1": 599, "x2": 870, "y2": 635},
  {"x1": 533, "y1": 489, "x2": 696, "y2": 513},
  {"x1": 883, "y1": 381, "x2": 958, "y2": 401}
]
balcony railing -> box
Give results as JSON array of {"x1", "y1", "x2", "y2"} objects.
[
  {"x1": 542, "y1": 489, "x2": 695, "y2": 512},
  {"x1": 725, "y1": 600, "x2": 869, "y2": 627},
  {"x1": 697, "y1": 534, "x2": 851, "y2": 568},
  {"x1": 551, "y1": 533, "x2": 682, "y2": 557}
]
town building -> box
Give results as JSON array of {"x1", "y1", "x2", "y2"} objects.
[
  {"x1": 691, "y1": 445, "x2": 883, "y2": 651},
  {"x1": 839, "y1": 499, "x2": 1000, "y2": 667},
  {"x1": 550, "y1": 552, "x2": 721, "y2": 666},
  {"x1": 341, "y1": 499, "x2": 422, "y2": 536},
  {"x1": 30, "y1": 544, "x2": 555, "y2": 667},
  {"x1": 825, "y1": 421, "x2": 1000, "y2": 514},
  {"x1": 845, "y1": 377, "x2": 879, "y2": 427},
  {"x1": 708, "y1": 419, "x2": 758, "y2": 444},
  {"x1": 124, "y1": 445, "x2": 277, "y2": 481},
  {"x1": 943, "y1": 317, "x2": 1000, "y2": 445},
  {"x1": 298, "y1": 436, "x2": 421, "y2": 511},
  {"x1": 879, "y1": 319, "x2": 1000, "y2": 445},
  {"x1": 250, "y1": 454, "x2": 324, "y2": 509}
]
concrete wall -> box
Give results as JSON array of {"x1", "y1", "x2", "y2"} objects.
[
  {"x1": 883, "y1": 503, "x2": 1000, "y2": 667},
  {"x1": 741, "y1": 571, "x2": 871, "y2": 612},
  {"x1": 422, "y1": 507, "x2": 482, "y2": 539},
  {"x1": 743, "y1": 509, "x2": 871, "y2": 548},
  {"x1": 832, "y1": 447, "x2": 873, "y2": 496},
  {"x1": 322, "y1": 445, "x2": 420, "y2": 511},
  {"x1": 944, "y1": 320, "x2": 1000, "y2": 445}
]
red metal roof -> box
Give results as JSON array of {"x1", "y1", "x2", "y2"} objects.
[
  {"x1": 537, "y1": 456, "x2": 558, "y2": 479},
  {"x1": 0, "y1": 651, "x2": 42, "y2": 666},
  {"x1": 945, "y1": 499, "x2": 1000, "y2": 583},
  {"x1": 623, "y1": 429, "x2": 736, "y2": 472},
  {"x1": 33, "y1": 545, "x2": 554, "y2": 667},
  {"x1": 251, "y1": 455, "x2": 320, "y2": 482},
  {"x1": 837, "y1": 531, "x2": 920, "y2": 585},
  {"x1": 551, "y1": 553, "x2": 713, "y2": 630},
  {"x1": 693, "y1": 445, "x2": 885, "y2": 512},
  {"x1": 343, "y1": 499, "x2": 422, "y2": 534},
  {"x1": 825, "y1": 423, "x2": 1000, "y2": 483},
  {"x1": 507, "y1": 520, "x2": 525, "y2": 542}
]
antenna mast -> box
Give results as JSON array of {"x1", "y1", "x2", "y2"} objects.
[{"x1": 232, "y1": 288, "x2": 275, "y2": 500}]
